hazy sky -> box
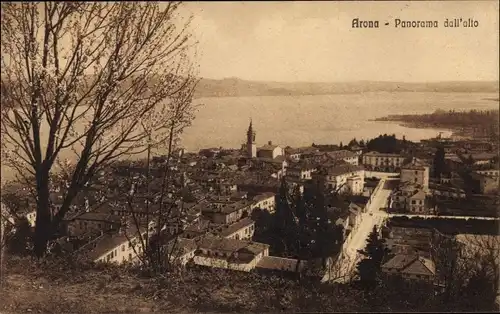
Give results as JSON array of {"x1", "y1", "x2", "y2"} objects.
[{"x1": 182, "y1": 1, "x2": 499, "y2": 82}]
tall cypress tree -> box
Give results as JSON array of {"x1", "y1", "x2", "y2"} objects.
[
  {"x1": 356, "y1": 226, "x2": 389, "y2": 289},
  {"x1": 273, "y1": 178, "x2": 299, "y2": 257},
  {"x1": 433, "y1": 145, "x2": 446, "y2": 178}
]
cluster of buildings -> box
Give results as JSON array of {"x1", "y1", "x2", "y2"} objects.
[
  {"x1": 381, "y1": 224, "x2": 436, "y2": 282},
  {"x1": 1, "y1": 121, "x2": 378, "y2": 275},
  {"x1": 2, "y1": 123, "x2": 498, "y2": 285}
]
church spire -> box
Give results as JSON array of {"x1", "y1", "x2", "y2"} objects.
[
  {"x1": 246, "y1": 118, "x2": 256, "y2": 158},
  {"x1": 247, "y1": 118, "x2": 255, "y2": 143}
]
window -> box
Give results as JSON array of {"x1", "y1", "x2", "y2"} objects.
[
  {"x1": 411, "y1": 200, "x2": 416, "y2": 204},
  {"x1": 415, "y1": 171, "x2": 418, "y2": 175},
  {"x1": 122, "y1": 245, "x2": 125, "y2": 252}
]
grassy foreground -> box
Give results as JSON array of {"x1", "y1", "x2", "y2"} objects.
[
  {"x1": 0, "y1": 255, "x2": 366, "y2": 313},
  {"x1": 1, "y1": 254, "x2": 493, "y2": 313}
]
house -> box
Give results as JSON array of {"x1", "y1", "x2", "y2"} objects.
[
  {"x1": 66, "y1": 211, "x2": 122, "y2": 236},
  {"x1": 286, "y1": 162, "x2": 316, "y2": 180},
  {"x1": 78, "y1": 225, "x2": 149, "y2": 265},
  {"x1": 400, "y1": 158, "x2": 430, "y2": 191},
  {"x1": 362, "y1": 151, "x2": 407, "y2": 172},
  {"x1": 253, "y1": 156, "x2": 288, "y2": 175},
  {"x1": 390, "y1": 188, "x2": 431, "y2": 214},
  {"x1": 181, "y1": 218, "x2": 219, "y2": 240},
  {"x1": 313, "y1": 164, "x2": 365, "y2": 194},
  {"x1": 325, "y1": 150, "x2": 359, "y2": 166},
  {"x1": 465, "y1": 152, "x2": 497, "y2": 166},
  {"x1": 384, "y1": 226, "x2": 433, "y2": 258},
  {"x1": 390, "y1": 189, "x2": 408, "y2": 211},
  {"x1": 349, "y1": 145, "x2": 364, "y2": 156},
  {"x1": 166, "y1": 238, "x2": 198, "y2": 266},
  {"x1": 257, "y1": 141, "x2": 285, "y2": 159},
  {"x1": 408, "y1": 190, "x2": 427, "y2": 213},
  {"x1": 429, "y1": 182, "x2": 466, "y2": 199},
  {"x1": 346, "y1": 175, "x2": 364, "y2": 195},
  {"x1": 251, "y1": 192, "x2": 276, "y2": 213},
  {"x1": 284, "y1": 147, "x2": 303, "y2": 161},
  {"x1": 193, "y1": 237, "x2": 270, "y2": 272},
  {"x1": 381, "y1": 254, "x2": 436, "y2": 282},
  {"x1": 216, "y1": 217, "x2": 255, "y2": 240},
  {"x1": 202, "y1": 200, "x2": 253, "y2": 224}
]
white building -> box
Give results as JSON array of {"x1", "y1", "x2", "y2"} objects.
[
  {"x1": 362, "y1": 151, "x2": 406, "y2": 172},
  {"x1": 193, "y1": 237, "x2": 270, "y2": 272},
  {"x1": 286, "y1": 163, "x2": 316, "y2": 180},
  {"x1": 251, "y1": 192, "x2": 276, "y2": 213},
  {"x1": 83, "y1": 226, "x2": 149, "y2": 265},
  {"x1": 258, "y1": 141, "x2": 285, "y2": 159},
  {"x1": 325, "y1": 150, "x2": 359, "y2": 166},
  {"x1": 217, "y1": 217, "x2": 255, "y2": 240},
  {"x1": 317, "y1": 164, "x2": 365, "y2": 194},
  {"x1": 400, "y1": 158, "x2": 430, "y2": 192}
]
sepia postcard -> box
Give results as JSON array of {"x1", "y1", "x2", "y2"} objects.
[{"x1": 0, "y1": 1, "x2": 499, "y2": 313}]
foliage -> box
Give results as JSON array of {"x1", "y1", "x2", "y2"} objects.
[
  {"x1": 348, "y1": 138, "x2": 359, "y2": 147},
  {"x1": 1, "y1": 2, "x2": 198, "y2": 256},
  {"x1": 253, "y1": 179, "x2": 344, "y2": 272},
  {"x1": 356, "y1": 226, "x2": 389, "y2": 289},
  {"x1": 432, "y1": 145, "x2": 447, "y2": 178},
  {"x1": 377, "y1": 109, "x2": 499, "y2": 140},
  {"x1": 366, "y1": 134, "x2": 411, "y2": 154},
  {"x1": 3, "y1": 253, "x2": 497, "y2": 313},
  {"x1": 3, "y1": 218, "x2": 34, "y2": 256}
]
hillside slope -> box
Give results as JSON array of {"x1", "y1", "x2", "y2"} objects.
[
  {"x1": 1, "y1": 255, "x2": 496, "y2": 313},
  {"x1": 194, "y1": 78, "x2": 500, "y2": 98}
]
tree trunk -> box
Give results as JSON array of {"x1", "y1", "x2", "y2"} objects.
[{"x1": 34, "y1": 169, "x2": 51, "y2": 257}]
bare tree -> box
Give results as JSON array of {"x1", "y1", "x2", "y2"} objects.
[
  {"x1": 457, "y1": 234, "x2": 500, "y2": 295},
  {"x1": 1, "y1": 2, "x2": 198, "y2": 256},
  {"x1": 322, "y1": 248, "x2": 360, "y2": 283}
]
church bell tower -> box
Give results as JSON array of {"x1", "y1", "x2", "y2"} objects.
[{"x1": 246, "y1": 119, "x2": 257, "y2": 158}]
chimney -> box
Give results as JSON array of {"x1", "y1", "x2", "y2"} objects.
[{"x1": 268, "y1": 141, "x2": 272, "y2": 145}]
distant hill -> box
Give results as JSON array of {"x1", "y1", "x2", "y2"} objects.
[{"x1": 194, "y1": 78, "x2": 500, "y2": 98}]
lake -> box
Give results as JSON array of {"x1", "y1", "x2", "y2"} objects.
[
  {"x1": 1, "y1": 92, "x2": 498, "y2": 184},
  {"x1": 181, "y1": 92, "x2": 499, "y2": 151}
]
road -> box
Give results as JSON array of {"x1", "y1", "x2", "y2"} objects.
[
  {"x1": 322, "y1": 176, "x2": 498, "y2": 283},
  {"x1": 322, "y1": 178, "x2": 393, "y2": 283}
]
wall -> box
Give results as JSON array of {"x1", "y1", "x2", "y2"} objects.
[
  {"x1": 225, "y1": 223, "x2": 255, "y2": 240},
  {"x1": 95, "y1": 234, "x2": 145, "y2": 265}
]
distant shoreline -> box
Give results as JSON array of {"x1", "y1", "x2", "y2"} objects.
[{"x1": 194, "y1": 91, "x2": 500, "y2": 100}]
